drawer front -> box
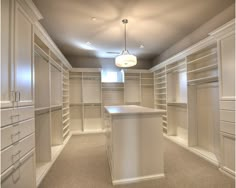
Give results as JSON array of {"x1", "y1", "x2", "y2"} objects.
[
  {"x1": 1, "y1": 134, "x2": 35, "y2": 173},
  {"x1": 220, "y1": 121, "x2": 235, "y2": 135},
  {"x1": 220, "y1": 110, "x2": 235, "y2": 123},
  {"x1": 1, "y1": 106, "x2": 34, "y2": 127},
  {"x1": 220, "y1": 133, "x2": 235, "y2": 176},
  {"x1": 220, "y1": 100, "x2": 235, "y2": 110},
  {"x1": 18, "y1": 106, "x2": 34, "y2": 122},
  {"x1": 1, "y1": 152, "x2": 36, "y2": 188},
  {"x1": 1, "y1": 118, "x2": 35, "y2": 150}
]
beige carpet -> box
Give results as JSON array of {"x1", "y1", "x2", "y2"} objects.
[{"x1": 39, "y1": 134, "x2": 235, "y2": 188}]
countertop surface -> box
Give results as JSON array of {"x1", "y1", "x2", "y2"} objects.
[{"x1": 104, "y1": 105, "x2": 166, "y2": 115}]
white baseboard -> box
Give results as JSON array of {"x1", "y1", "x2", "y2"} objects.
[
  {"x1": 71, "y1": 130, "x2": 105, "y2": 135},
  {"x1": 219, "y1": 167, "x2": 235, "y2": 179},
  {"x1": 112, "y1": 174, "x2": 165, "y2": 185}
]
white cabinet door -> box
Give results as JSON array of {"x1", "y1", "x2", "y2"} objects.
[
  {"x1": 1, "y1": 0, "x2": 14, "y2": 108},
  {"x1": 14, "y1": 2, "x2": 34, "y2": 107},
  {"x1": 219, "y1": 34, "x2": 235, "y2": 100}
]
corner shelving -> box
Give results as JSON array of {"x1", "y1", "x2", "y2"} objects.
[{"x1": 154, "y1": 67, "x2": 167, "y2": 134}]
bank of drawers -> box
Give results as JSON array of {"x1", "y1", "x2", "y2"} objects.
[
  {"x1": 219, "y1": 100, "x2": 235, "y2": 177},
  {"x1": 1, "y1": 106, "x2": 35, "y2": 188}
]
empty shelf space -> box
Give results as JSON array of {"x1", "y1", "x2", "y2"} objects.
[
  {"x1": 187, "y1": 64, "x2": 218, "y2": 74},
  {"x1": 166, "y1": 62, "x2": 186, "y2": 73},
  {"x1": 188, "y1": 76, "x2": 218, "y2": 85},
  {"x1": 35, "y1": 107, "x2": 50, "y2": 113},
  {"x1": 167, "y1": 102, "x2": 187, "y2": 107},
  {"x1": 187, "y1": 51, "x2": 216, "y2": 65}
]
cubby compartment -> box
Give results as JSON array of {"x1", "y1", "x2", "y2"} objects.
[
  {"x1": 83, "y1": 72, "x2": 101, "y2": 103},
  {"x1": 84, "y1": 104, "x2": 102, "y2": 131},
  {"x1": 35, "y1": 110, "x2": 51, "y2": 177},
  {"x1": 34, "y1": 49, "x2": 50, "y2": 110},
  {"x1": 124, "y1": 73, "x2": 141, "y2": 104},
  {"x1": 70, "y1": 104, "x2": 83, "y2": 132},
  {"x1": 141, "y1": 73, "x2": 154, "y2": 108},
  {"x1": 51, "y1": 107, "x2": 63, "y2": 146},
  {"x1": 187, "y1": 44, "x2": 218, "y2": 84},
  {"x1": 50, "y1": 64, "x2": 62, "y2": 107},
  {"x1": 102, "y1": 83, "x2": 124, "y2": 106},
  {"x1": 69, "y1": 72, "x2": 82, "y2": 105},
  {"x1": 188, "y1": 81, "x2": 220, "y2": 164}
]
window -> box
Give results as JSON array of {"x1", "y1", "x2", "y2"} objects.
[{"x1": 101, "y1": 69, "x2": 124, "y2": 83}]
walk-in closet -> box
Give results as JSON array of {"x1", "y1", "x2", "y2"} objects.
[{"x1": 1, "y1": 0, "x2": 235, "y2": 188}]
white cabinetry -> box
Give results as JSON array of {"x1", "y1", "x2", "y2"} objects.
[
  {"x1": 1, "y1": 0, "x2": 13, "y2": 108},
  {"x1": 14, "y1": 1, "x2": 34, "y2": 107},
  {"x1": 211, "y1": 24, "x2": 235, "y2": 177}
]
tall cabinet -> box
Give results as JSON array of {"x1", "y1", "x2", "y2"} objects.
[
  {"x1": 1, "y1": 0, "x2": 41, "y2": 187},
  {"x1": 211, "y1": 22, "x2": 235, "y2": 178}
]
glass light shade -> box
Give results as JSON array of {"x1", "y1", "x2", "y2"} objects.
[{"x1": 115, "y1": 51, "x2": 137, "y2": 67}]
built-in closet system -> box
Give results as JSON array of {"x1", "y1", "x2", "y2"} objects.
[
  {"x1": 69, "y1": 70, "x2": 154, "y2": 134},
  {"x1": 151, "y1": 19, "x2": 235, "y2": 178},
  {"x1": 1, "y1": 0, "x2": 72, "y2": 187},
  {"x1": 1, "y1": 0, "x2": 235, "y2": 187}
]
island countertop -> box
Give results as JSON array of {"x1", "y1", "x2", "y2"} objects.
[{"x1": 104, "y1": 105, "x2": 166, "y2": 115}]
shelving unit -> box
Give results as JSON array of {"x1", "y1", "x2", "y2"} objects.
[
  {"x1": 34, "y1": 34, "x2": 70, "y2": 186},
  {"x1": 186, "y1": 44, "x2": 220, "y2": 165},
  {"x1": 62, "y1": 65, "x2": 70, "y2": 140},
  {"x1": 141, "y1": 73, "x2": 154, "y2": 108},
  {"x1": 124, "y1": 73, "x2": 141, "y2": 105},
  {"x1": 102, "y1": 83, "x2": 124, "y2": 106},
  {"x1": 154, "y1": 67, "x2": 168, "y2": 134},
  {"x1": 69, "y1": 71, "x2": 103, "y2": 133},
  {"x1": 69, "y1": 72, "x2": 83, "y2": 132},
  {"x1": 166, "y1": 59, "x2": 188, "y2": 145}
]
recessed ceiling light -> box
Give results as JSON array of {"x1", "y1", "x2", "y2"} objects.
[
  {"x1": 139, "y1": 44, "x2": 144, "y2": 49},
  {"x1": 86, "y1": 41, "x2": 92, "y2": 45},
  {"x1": 91, "y1": 17, "x2": 97, "y2": 21}
]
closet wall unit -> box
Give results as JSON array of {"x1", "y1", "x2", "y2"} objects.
[
  {"x1": 151, "y1": 19, "x2": 235, "y2": 178},
  {"x1": 34, "y1": 30, "x2": 71, "y2": 186},
  {"x1": 69, "y1": 69, "x2": 154, "y2": 134},
  {"x1": 1, "y1": 0, "x2": 40, "y2": 187},
  {"x1": 69, "y1": 70, "x2": 102, "y2": 133}
]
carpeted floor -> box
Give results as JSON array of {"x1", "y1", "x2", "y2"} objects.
[{"x1": 39, "y1": 134, "x2": 235, "y2": 188}]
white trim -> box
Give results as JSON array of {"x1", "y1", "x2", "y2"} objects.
[
  {"x1": 17, "y1": 0, "x2": 42, "y2": 22},
  {"x1": 164, "y1": 135, "x2": 219, "y2": 167},
  {"x1": 71, "y1": 130, "x2": 105, "y2": 135},
  {"x1": 209, "y1": 19, "x2": 235, "y2": 39},
  {"x1": 150, "y1": 19, "x2": 235, "y2": 73},
  {"x1": 34, "y1": 22, "x2": 72, "y2": 70},
  {"x1": 112, "y1": 174, "x2": 165, "y2": 185}
]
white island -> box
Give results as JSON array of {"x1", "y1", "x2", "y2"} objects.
[{"x1": 104, "y1": 105, "x2": 166, "y2": 185}]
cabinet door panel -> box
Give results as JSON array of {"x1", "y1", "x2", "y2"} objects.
[
  {"x1": 14, "y1": 2, "x2": 33, "y2": 106},
  {"x1": 1, "y1": 0, "x2": 13, "y2": 108},
  {"x1": 219, "y1": 34, "x2": 235, "y2": 100}
]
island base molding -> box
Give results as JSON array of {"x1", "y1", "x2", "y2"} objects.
[{"x1": 112, "y1": 173, "x2": 165, "y2": 185}]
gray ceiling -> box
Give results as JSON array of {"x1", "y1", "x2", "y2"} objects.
[{"x1": 33, "y1": 0, "x2": 234, "y2": 60}]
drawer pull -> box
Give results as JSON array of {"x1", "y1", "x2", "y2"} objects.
[
  {"x1": 12, "y1": 150, "x2": 21, "y2": 164},
  {"x1": 11, "y1": 131, "x2": 21, "y2": 143}
]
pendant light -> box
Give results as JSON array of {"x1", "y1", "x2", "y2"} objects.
[{"x1": 115, "y1": 19, "x2": 137, "y2": 67}]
